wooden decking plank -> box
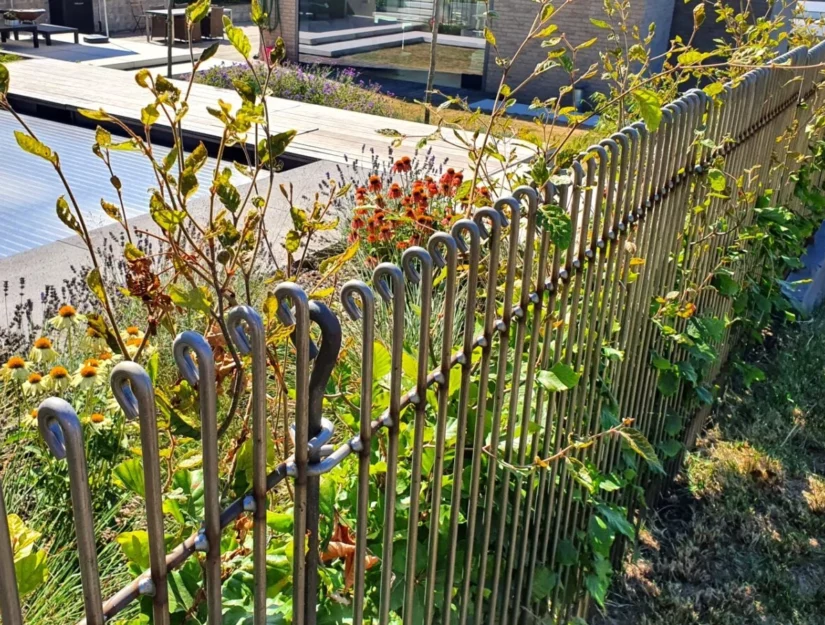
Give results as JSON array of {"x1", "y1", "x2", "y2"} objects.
[{"x1": 6, "y1": 59, "x2": 528, "y2": 173}]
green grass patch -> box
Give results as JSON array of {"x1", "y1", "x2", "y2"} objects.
[{"x1": 597, "y1": 314, "x2": 825, "y2": 625}]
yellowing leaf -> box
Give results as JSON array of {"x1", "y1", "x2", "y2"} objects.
[
  {"x1": 223, "y1": 15, "x2": 251, "y2": 58},
  {"x1": 87, "y1": 267, "x2": 109, "y2": 306},
  {"x1": 56, "y1": 196, "x2": 82, "y2": 235},
  {"x1": 100, "y1": 199, "x2": 121, "y2": 221},
  {"x1": 630, "y1": 88, "x2": 662, "y2": 131},
  {"x1": 628, "y1": 257, "x2": 646, "y2": 267},
  {"x1": 15, "y1": 131, "x2": 57, "y2": 164}
]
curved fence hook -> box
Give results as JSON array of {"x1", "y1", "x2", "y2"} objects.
[
  {"x1": 272, "y1": 283, "x2": 312, "y2": 623},
  {"x1": 473, "y1": 206, "x2": 503, "y2": 242},
  {"x1": 402, "y1": 245, "x2": 434, "y2": 285},
  {"x1": 171, "y1": 330, "x2": 221, "y2": 623},
  {"x1": 428, "y1": 231, "x2": 458, "y2": 270},
  {"x1": 110, "y1": 362, "x2": 170, "y2": 624},
  {"x1": 340, "y1": 280, "x2": 375, "y2": 623},
  {"x1": 37, "y1": 397, "x2": 105, "y2": 625},
  {"x1": 307, "y1": 301, "x2": 343, "y2": 425},
  {"x1": 373, "y1": 262, "x2": 404, "y2": 305},
  {"x1": 226, "y1": 306, "x2": 269, "y2": 623}
]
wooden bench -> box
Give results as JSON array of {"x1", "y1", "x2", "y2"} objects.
[
  {"x1": 0, "y1": 24, "x2": 39, "y2": 47},
  {"x1": 36, "y1": 24, "x2": 80, "y2": 45}
]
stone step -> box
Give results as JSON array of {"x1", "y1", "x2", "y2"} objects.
[
  {"x1": 300, "y1": 31, "x2": 428, "y2": 57},
  {"x1": 299, "y1": 22, "x2": 423, "y2": 45}
]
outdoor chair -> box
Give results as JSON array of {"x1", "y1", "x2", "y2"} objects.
[
  {"x1": 201, "y1": 6, "x2": 224, "y2": 40},
  {"x1": 129, "y1": 0, "x2": 146, "y2": 33},
  {"x1": 147, "y1": 6, "x2": 166, "y2": 42}
]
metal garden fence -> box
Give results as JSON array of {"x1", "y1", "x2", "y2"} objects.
[{"x1": 2, "y1": 41, "x2": 825, "y2": 625}]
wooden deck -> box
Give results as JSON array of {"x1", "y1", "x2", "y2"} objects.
[{"x1": 5, "y1": 58, "x2": 524, "y2": 172}]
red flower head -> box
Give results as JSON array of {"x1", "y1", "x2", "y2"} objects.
[
  {"x1": 367, "y1": 232, "x2": 378, "y2": 244},
  {"x1": 375, "y1": 195, "x2": 386, "y2": 208},
  {"x1": 404, "y1": 206, "x2": 417, "y2": 219},
  {"x1": 392, "y1": 156, "x2": 413, "y2": 173},
  {"x1": 348, "y1": 230, "x2": 360, "y2": 243},
  {"x1": 351, "y1": 215, "x2": 365, "y2": 230},
  {"x1": 388, "y1": 183, "x2": 403, "y2": 199},
  {"x1": 440, "y1": 168, "x2": 456, "y2": 186},
  {"x1": 355, "y1": 186, "x2": 368, "y2": 204},
  {"x1": 379, "y1": 224, "x2": 393, "y2": 242},
  {"x1": 373, "y1": 209, "x2": 386, "y2": 223},
  {"x1": 396, "y1": 240, "x2": 410, "y2": 251},
  {"x1": 368, "y1": 175, "x2": 382, "y2": 193},
  {"x1": 425, "y1": 175, "x2": 434, "y2": 183},
  {"x1": 479, "y1": 186, "x2": 491, "y2": 198},
  {"x1": 452, "y1": 172, "x2": 464, "y2": 187},
  {"x1": 428, "y1": 182, "x2": 439, "y2": 197},
  {"x1": 439, "y1": 181, "x2": 453, "y2": 195}
]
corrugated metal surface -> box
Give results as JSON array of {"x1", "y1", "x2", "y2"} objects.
[{"x1": 0, "y1": 111, "x2": 215, "y2": 258}]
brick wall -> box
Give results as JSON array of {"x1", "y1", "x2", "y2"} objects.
[
  {"x1": 0, "y1": 0, "x2": 252, "y2": 34},
  {"x1": 482, "y1": 0, "x2": 675, "y2": 103}
]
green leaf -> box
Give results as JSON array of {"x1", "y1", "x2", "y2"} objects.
[
  {"x1": 258, "y1": 130, "x2": 297, "y2": 164},
  {"x1": 149, "y1": 191, "x2": 184, "y2": 232},
  {"x1": 540, "y1": 4, "x2": 554, "y2": 21},
  {"x1": 217, "y1": 180, "x2": 241, "y2": 213},
  {"x1": 596, "y1": 503, "x2": 634, "y2": 539},
  {"x1": 537, "y1": 363, "x2": 580, "y2": 392},
  {"x1": 693, "y1": 2, "x2": 706, "y2": 29},
  {"x1": 86, "y1": 267, "x2": 109, "y2": 306},
  {"x1": 186, "y1": 0, "x2": 210, "y2": 24},
  {"x1": 373, "y1": 341, "x2": 392, "y2": 382},
  {"x1": 284, "y1": 230, "x2": 301, "y2": 254},
  {"x1": 125, "y1": 242, "x2": 145, "y2": 261},
  {"x1": 14, "y1": 549, "x2": 48, "y2": 597},
  {"x1": 266, "y1": 512, "x2": 293, "y2": 533},
  {"x1": 169, "y1": 284, "x2": 213, "y2": 314},
  {"x1": 630, "y1": 88, "x2": 662, "y2": 131},
  {"x1": 0, "y1": 63, "x2": 9, "y2": 96},
  {"x1": 116, "y1": 530, "x2": 151, "y2": 570},
  {"x1": 113, "y1": 458, "x2": 146, "y2": 497},
  {"x1": 250, "y1": 0, "x2": 268, "y2": 27},
  {"x1": 707, "y1": 168, "x2": 726, "y2": 192},
  {"x1": 223, "y1": 15, "x2": 251, "y2": 58},
  {"x1": 556, "y1": 539, "x2": 578, "y2": 566},
  {"x1": 589, "y1": 17, "x2": 611, "y2": 29},
  {"x1": 270, "y1": 37, "x2": 287, "y2": 65},
  {"x1": 657, "y1": 369, "x2": 679, "y2": 397},
  {"x1": 659, "y1": 438, "x2": 682, "y2": 458},
  {"x1": 15, "y1": 131, "x2": 57, "y2": 164},
  {"x1": 184, "y1": 142, "x2": 209, "y2": 174},
  {"x1": 530, "y1": 566, "x2": 557, "y2": 602},
  {"x1": 56, "y1": 196, "x2": 82, "y2": 235},
  {"x1": 585, "y1": 572, "x2": 608, "y2": 608},
  {"x1": 618, "y1": 427, "x2": 663, "y2": 474},
  {"x1": 180, "y1": 168, "x2": 199, "y2": 200},
  {"x1": 141, "y1": 103, "x2": 159, "y2": 126},
  {"x1": 77, "y1": 108, "x2": 113, "y2": 122},
  {"x1": 7, "y1": 514, "x2": 41, "y2": 560},
  {"x1": 695, "y1": 385, "x2": 713, "y2": 405}
]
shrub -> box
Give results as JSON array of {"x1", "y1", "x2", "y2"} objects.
[{"x1": 192, "y1": 62, "x2": 395, "y2": 116}]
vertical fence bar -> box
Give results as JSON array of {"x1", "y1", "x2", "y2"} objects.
[
  {"x1": 459, "y1": 208, "x2": 503, "y2": 625},
  {"x1": 442, "y1": 219, "x2": 482, "y2": 625},
  {"x1": 37, "y1": 397, "x2": 105, "y2": 625},
  {"x1": 341, "y1": 281, "x2": 375, "y2": 624},
  {"x1": 172, "y1": 331, "x2": 221, "y2": 623},
  {"x1": 476, "y1": 196, "x2": 520, "y2": 624},
  {"x1": 424, "y1": 233, "x2": 459, "y2": 625},
  {"x1": 110, "y1": 362, "x2": 170, "y2": 625},
  {"x1": 0, "y1": 477, "x2": 23, "y2": 625},
  {"x1": 402, "y1": 246, "x2": 434, "y2": 625},
  {"x1": 374, "y1": 263, "x2": 406, "y2": 625},
  {"x1": 273, "y1": 285, "x2": 311, "y2": 625}
]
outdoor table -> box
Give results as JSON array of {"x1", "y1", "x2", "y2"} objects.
[{"x1": 145, "y1": 7, "x2": 230, "y2": 43}]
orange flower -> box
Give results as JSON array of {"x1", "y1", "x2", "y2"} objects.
[
  {"x1": 126, "y1": 326, "x2": 141, "y2": 336},
  {"x1": 98, "y1": 351, "x2": 113, "y2": 361},
  {"x1": 126, "y1": 337, "x2": 142, "y2": 348},
  {"x1": 79, "y1": 365, "x2": 98, "y2": 379},
  {"x1": 6, "y1": 356, "x2": 25, "y2": 370},
  {"x1": 439, "y1": 181, "x2": 452, "y2": 195},
  {"x1": 84, "y1": 358, "x2": 101, "y2": 368},
  {"x1": 388, "y1": 183, "x2": 403, "y2": 199},
  {"x1": 90, "y1": 413, "x2": 106, "y2": 424},
  {"x1": 27, "y1": 372, "x2": 42, "y2": 384},
  {"x1": 479, "y1": 186, "x2": 491, "y2": 198},
  {"x1": 34, "y1": 337, "x2": 52, "y2": 350},
  {"x1": 86, "y1": 327, "x2": 101, "y2": 338},
  {"x1": 396, "y1": 241, "x2": 410, "y2": 251},
  {"x1": 368, "y1": 175, "x2": 382, "y2": 192},
  {"x1": 351, "y1": 216, "x2": 365, "y2": 230},
  {"x1": 375, "y1": 195, "x2": 386, "y2": 208},
  {"x1": 58, "y1": 305, "x2": 77, "y2": 318}
]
